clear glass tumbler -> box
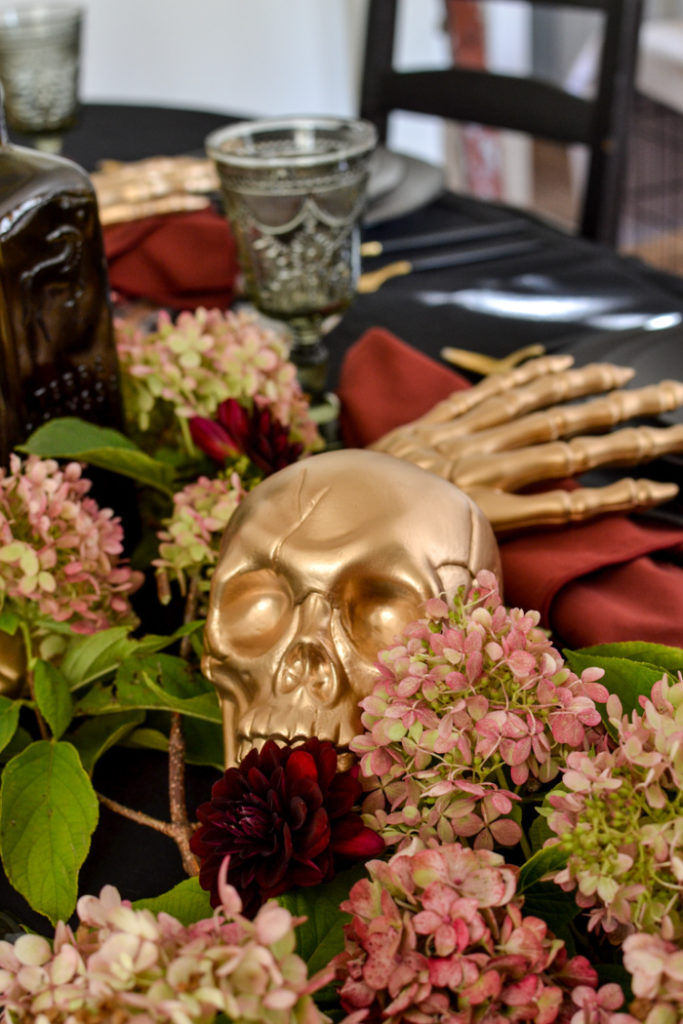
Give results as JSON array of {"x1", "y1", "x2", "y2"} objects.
[
  {"x1": 0, "y1": 4, "x2": 83, "y2": 152},
  {"x1": 206, "y1": 116, "x2": 377, "y2": 416}
]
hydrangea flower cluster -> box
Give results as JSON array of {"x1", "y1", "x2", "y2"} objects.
[
  {"x1": 351, "y1": 570, "x2": 608, "y2": 851},
  {"x1": 0, "y1": 863, "x2": 332, "y2": 1024},
  {"x1": 0, "y1": 454, "x2": 142, "y2": 638},
  {"x1": 335, "y1": 841, "x2": 607, "y2": 1024},
  {"x1": 546, "y1": 672, "x2": 683, "y2": 941},
  {"x1": 620, "y1": 931, "x2": 683, "y2": 1023},
  {"x1": 115, "y1": 305, "x2": 320, "y2": 451},
  {"x1": 154, "y1": 472, "x2": 245, "y2": 603}
]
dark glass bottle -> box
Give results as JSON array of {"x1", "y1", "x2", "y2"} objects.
[{"x1": 0, "y1": 105, "x2": 121, "y2": 465}]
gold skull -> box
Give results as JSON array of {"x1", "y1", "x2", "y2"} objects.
[{"x1": 202, "y1": 448, "x2": 501, "y2": 765}]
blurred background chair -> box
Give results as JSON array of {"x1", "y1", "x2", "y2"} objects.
[{"x1": 360, "y1": 0, "x2": 644, "y2": 246}]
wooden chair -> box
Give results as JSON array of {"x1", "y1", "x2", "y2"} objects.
[{"x1": 360, "y1": 0, "x2": 644, "y2": 245}]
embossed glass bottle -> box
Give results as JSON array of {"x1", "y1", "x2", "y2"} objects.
[{"x1": 0, "y1": 98, "x2": 120, "y2": 464}]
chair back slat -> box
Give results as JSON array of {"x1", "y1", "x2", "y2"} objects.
[{"x1": 360, "y1": 0, "x2": 644, "y2": 245}]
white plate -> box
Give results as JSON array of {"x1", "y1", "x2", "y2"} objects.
[
  {"x1": 367, "y1": 146, "x2": 406, "y2": 203},
  {"x1": 364, "y1": 151, "x2": 445, "y2": 226}
]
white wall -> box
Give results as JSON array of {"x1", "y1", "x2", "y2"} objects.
[{"x1": 79, "y1": 0, "x2": 367, "y2": 118}]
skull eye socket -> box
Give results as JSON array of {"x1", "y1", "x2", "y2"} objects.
[
  {"x1": 340, "y1": 576, "x2": 425, "y2": 658},
  {"x1": 215, "y1": 568, "x2": 294, "y2": 656}
]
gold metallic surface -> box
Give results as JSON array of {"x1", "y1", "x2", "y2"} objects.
[
  {"x1": 371, "y1": 356, "x2": 683, "y2": 532},
  {"x1": 440, "y1": 342, "x2": 546, "y2": 375},
  {"x1": 202, "y1": 449, "x2": 500, "y2": 766},
  {"x1": 356, "y1": 260, "x2": 412, "y2": 293},
  {"x1": 91, "y1": 155, "x2": 217, "y2": 225}
]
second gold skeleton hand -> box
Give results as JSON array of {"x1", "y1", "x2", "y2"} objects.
[{"x1": 371, "y1": 354, "x2": 683, "y2": 532}]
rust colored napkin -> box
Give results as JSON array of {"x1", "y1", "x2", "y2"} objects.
[
  {"x1": 103, "y1": 207, "x2": 238, "y2": 311},
  {"x1": 337, "y1": 327, "x2": 683, "y2": 648}
]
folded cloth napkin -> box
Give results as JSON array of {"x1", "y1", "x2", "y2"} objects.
[
  {"x1": 103, "y1": 207, "x2": 238, "y2": 310},
  {"x1": 337, "y1": 327, "x2": 683, "y2": 648}
]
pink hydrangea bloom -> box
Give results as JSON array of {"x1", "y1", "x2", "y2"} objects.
[
  {"x1": 115, "y1": 306, "x2": 321, "y2": 452},
  {"x1": 0, "y1": 860, "x2": 332, "y2": 1023},
  {"x1": 618, "y1": 931, "x2": 683, "y2": 1023},
  {"x1": 0, "y1": 454, "x2": 142, "y2": 636},
  {"x1": 351, "y1": 570, "x2": 607, "y2": 851},
  {"x1": 154, "y1": 472, "x2": 245, "y2": 603},
  {"x1": 335, "y1": 841, "x2": 598, "y2": 1024},
  {"x1": 546, "y1": 673, "x2": 683, "y2": 941}
]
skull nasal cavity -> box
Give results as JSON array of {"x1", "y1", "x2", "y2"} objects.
[{"x1": 277, "y1": 641, "x2": 339, "y2": 705}]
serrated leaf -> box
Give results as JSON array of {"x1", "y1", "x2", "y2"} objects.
[
  {"x1": 60, "y1": 627, "x2": 136, "y2": 691},
  {"x1": 69, "y1": 710, "x2": 146, "y2": 774},
  {"x1": 518, "y1": 843, "x2": 568, "y2": 894},
  {"x1": 133, "y1": 876, "x2": 212, "y2": 925},
  {"x1": 564, "y1": 648, "x2": 666, "y2": 721},
  {"x1": 577, "y1": 641, "x2": 683, "y2": 675},
  {"x1": 33, "y1": 661, "x2": 73, "y2": 739},
  {"x1": 0, "y1": 726, "x2": 31, "y2": 763},
  {"x1": 0, "y1": 697, "x2": 20, "y2": 755},
  {"x1": 276, "y1": 865, "x2": 366, "y2": 975},
  {"x1": 73, "y1": 665, "x2": 221, "y2": 724},
  {"x1": 18, "y1": 418, "x2": 175, "y2": 495},
  {"x1": 0, "y1": 740, "x2": 99, "y2": 924},
  {"x1": 61, "y1": 623, "x2": 205, "y2": 692}
]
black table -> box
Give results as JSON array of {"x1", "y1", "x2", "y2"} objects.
[{"x1": 6, "y1": 101, "x2": 683, "y2": 934}]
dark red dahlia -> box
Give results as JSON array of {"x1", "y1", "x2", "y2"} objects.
[
  {"x1": 190, "y1": 737, "x2": 384, "y2": 917},
  {"x1": 189, "y1": 397, "x2": 303, "y2": 476}
]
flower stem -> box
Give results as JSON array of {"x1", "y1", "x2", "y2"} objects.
[
  {"x1": 96, "y1": 792, "x2": 178, "y2": 838},
  {"x1": 168, "y1": 712, "x2": 199, "y2": 877},
  {"x1": 20, "y1": 624, "x2": 48, "y2": 741}
]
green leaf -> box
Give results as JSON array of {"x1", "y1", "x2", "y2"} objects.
[
  {"x1": 74, "y1": 653, "x2": 221, "y2": 723},
  {"x1": 0, "y1": 726, "x2": 31, "y2": 764},
  {"x1": 576, "y1": 641, "x2": 683, "y2": 675},
  {"x1": 123, "y1": 717, "x2": 224, "y2": 771},
  {"x1": 69, "y1": 710, "x2": 146, "y2": 775},
  {"x1": 18, "y1": 418, "x2": 175, "y2": 495},
  {"x1": 564, "y1": 647, "x2": 667, "y2": 721},
  {"x1": 517, "y1": 844, "x2": 579, "y2": 946},
  {"x1": 133, "y1": 876, "x2": 212, "y2": 925},
  {"x1": 33, "y1": 661, "x2": 73, "y2": 739},
  {"x1": 124, "y1": 726, "x2": 169, "y2": 754},
  {"x1": 0, "y1": 740, "x2": 99, "y2": 924},
  {"x1": 276, "y1": 865, "x2": 366, "y2": 975},
  {"x1": 0, "y1": 696, "x2": 20, "y2": 755},
  {"x1": 0, "y1": 608, "x2": 19, "y2": 635},
  {"x1": 61, "y1": 624, "x2": 205, "y2": 692},
  {"x1": 517, "y1": 843, "x2": 568, "y2": 894},
  {"x1": 60, "y1": 627, "x2": 136, "y2": 691}
]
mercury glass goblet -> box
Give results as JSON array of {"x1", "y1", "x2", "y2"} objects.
[
  {"x1": 206, "y1": 116, "x2": 377, "y2": 427},
  {"x1": 0, "y1": 4, "x2": 83, "y2": 153}
]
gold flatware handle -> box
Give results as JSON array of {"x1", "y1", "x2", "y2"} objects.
[
  {"x1": 357, "y1": 260, "x2": 412, "y2": 294},
  {"x1": 440, "y1": 343, "x2": 546, "y2": 375}
]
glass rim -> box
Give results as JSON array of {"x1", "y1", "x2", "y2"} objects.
[
  {"x1": 0, "y1": 3, "x2": 83, "y2": 30},
  {"x1": 205, "y1": 116, "x2": 378, "y2": 170}
]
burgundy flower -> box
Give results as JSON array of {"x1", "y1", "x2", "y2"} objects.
[
  {"x1": 190, "y1": 738, "x2": 385, "y2": 917},
  {"x1": 190, "y1": 398, "x2": 303, "y2": 476}
]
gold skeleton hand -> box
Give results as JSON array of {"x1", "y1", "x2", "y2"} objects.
[{"x1": 370, "y1": 354, "x2": 683, "y2": 532}]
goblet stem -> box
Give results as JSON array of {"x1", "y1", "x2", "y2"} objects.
[
  {"x1": 31, "y1": 133, "x2": 64, "y2": 154},
  {"x1": 287, "y1": 317, "x2": 340, "y2": 444},
  {"x1": 288, "y1": 317, "x2": 329, "y2": 401}
]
